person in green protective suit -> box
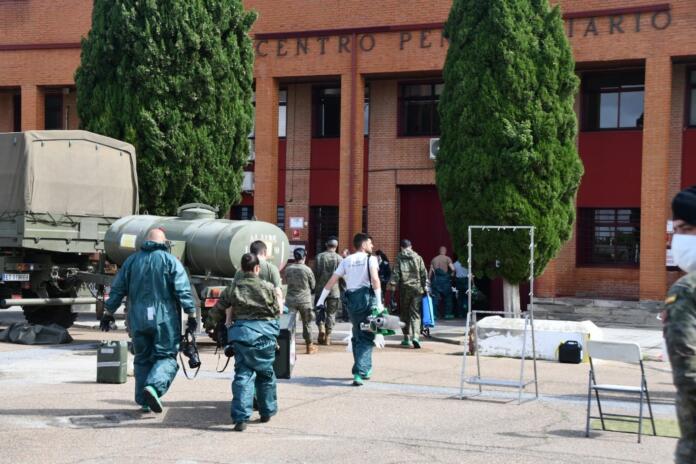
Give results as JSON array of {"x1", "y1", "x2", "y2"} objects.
[
  {"x1": 389, "y1": 239, "x2": 428, "y2": 348},
  {"x1": 209, "y1": 253, "x2": 283, "y2": 432},
  {"x1": 313, "y1": 236, "x2": 343, "y2": 345},
  {"x1": 101, "y1": 228, "x2": 196, "y2": 414}
]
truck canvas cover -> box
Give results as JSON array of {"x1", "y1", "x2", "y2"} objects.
[{"x1": 0, "y1": 130, "x2": 138, "y2": 217}]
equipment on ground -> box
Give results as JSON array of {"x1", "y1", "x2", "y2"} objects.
[
  {"x1": 459, "y1": 226, "x2": 539, "y2": 404},
  {"x1": 273, "y1": 312, "x2": 296, "y2": 379},
  {"x1": 0, "y1": 131, "x2": 138, "y2": 328},
  {"x1": 558, "y1": 340, "x2": 582, "y2": 364},
  {"x1": 97, "y1": 341, "x2": 128, "y2": 384},
  {"x1": 0, "y1": 322, "x2": 73, "y2": 345}
]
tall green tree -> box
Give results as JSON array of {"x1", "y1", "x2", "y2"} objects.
[
  {"x1": 437, "y1": 0, "x2": 583, "y2": 312},
  {"x1": 76, "y1": 0, "x2": 255, "y2": 215}
]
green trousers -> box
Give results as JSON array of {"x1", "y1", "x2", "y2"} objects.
[{"x1": 399, "y1": 286, "x2": 422, "y2": 340}]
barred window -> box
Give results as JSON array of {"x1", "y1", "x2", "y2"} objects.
[{"x1": 578, "y1": 208, "x2": 640, "y2": 266}]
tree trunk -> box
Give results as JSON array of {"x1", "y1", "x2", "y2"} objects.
[{"x1": 502, "y1": 278, "x2": 521, "y2": 318}]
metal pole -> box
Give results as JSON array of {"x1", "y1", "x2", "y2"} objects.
[
  {"x1": 529, "y1": 227, "x2": 539, "y2": 398},
  {"x1": 460, "y1": 226, "x2": 474, "y2": 399}
]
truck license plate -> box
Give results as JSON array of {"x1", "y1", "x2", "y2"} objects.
[{"x1": 2, "y1": 273, "x2": 30, "y2": 282}]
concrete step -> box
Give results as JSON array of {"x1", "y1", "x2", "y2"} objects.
[{"x1": 533, "y1": 298, "x2": 662, "y2": 329}]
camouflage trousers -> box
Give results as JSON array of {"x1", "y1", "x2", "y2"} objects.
[
  {"x1": 316, "y1": 297, "x2": 339, "y2": 333},
  {"x1": 664, "y1": 315, "x2": 696, "y2": 463},
  {"x1": 399, "y1": 286, "x2": 422, "y2": 340},
  {"x1": 289, "y1": 305, "x2": 314, "y2": 345}
]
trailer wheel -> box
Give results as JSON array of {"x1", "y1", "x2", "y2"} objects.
[{"x1": 21, "y1": 290, "x2": 77, "y2": 329}]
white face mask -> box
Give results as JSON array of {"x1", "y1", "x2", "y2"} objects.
[{"x1": 671, "y1": 234, "x2": 696, "y2": 273}]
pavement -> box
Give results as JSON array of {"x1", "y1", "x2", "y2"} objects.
[{"x1": 0, "y1": 308, "x2": 680, "y2": 463}]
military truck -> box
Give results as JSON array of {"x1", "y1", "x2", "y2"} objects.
[
  {"x1": 0, "y1": 130, "x2": 290, "y2": 331},
  {"x1": 0, "y1": 131, "x2": 138, "y2": 327}
]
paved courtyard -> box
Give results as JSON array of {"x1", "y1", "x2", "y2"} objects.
[{"x1": 0, "y1": 313, "x2": 679, "y2": 464}]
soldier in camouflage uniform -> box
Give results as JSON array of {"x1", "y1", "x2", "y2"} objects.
[
  {"x1": 209, "y1": 253, "x2": 283, "y2": 432},
  {"x1": 663, "y1": 185, "x2": 696, "y2": 462},
  {"x1": 313, "y1": 236, "x2": 343, "y2": 345},
  {"x1": 286, "y1": 248, "x2": 318, "y2": 354},
  {"x1": 389, "y1": 239, "x2": 428, "y2": 349},
  {"x1": 234, "y1": 240, "x2": 282, "y2": 288}
]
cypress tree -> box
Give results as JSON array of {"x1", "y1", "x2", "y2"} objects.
[
  {"x1": 437, "y1": 0, "x2": 583, "y2": 309},
  {"x1": 75, "y1": 0, "x2": 256, "y2": 215}
]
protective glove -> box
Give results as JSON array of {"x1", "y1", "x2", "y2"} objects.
[
  {"x1": 373, "y1": 333, "x2": 386, "y2": 349},
  {"x1": 314, "y1": 304, "x2": 327, "y2": 326},
  {"x1": 100, "y1": 312, "x2": 115, "y2": 332},
  {"x1": 186, "y1": 316, "x2": 197, "y2": 333}
]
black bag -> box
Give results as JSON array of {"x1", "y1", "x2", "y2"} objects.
[
  {"x1": 558, "y1": 340, "x2": 582, "y2": 364},
  {"x1": 0, "y1": 322, "x2": 72, "y2": 345}
]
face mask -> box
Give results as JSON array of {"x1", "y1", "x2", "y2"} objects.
[{"x1": 671, "y1": 234, "x2": 696, "y2": 273}]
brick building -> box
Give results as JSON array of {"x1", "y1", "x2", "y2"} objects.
[{"x1": 1, "y1": 1, "x2": 695, "y2": 304}]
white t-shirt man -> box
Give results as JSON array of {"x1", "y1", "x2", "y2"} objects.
[{"x1": 334, "y1": 252, "x2": 379, "y2": 291}]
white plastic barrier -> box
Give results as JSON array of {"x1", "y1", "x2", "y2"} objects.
[{"x1": 476, "y1": 316, "x2": 602, "y2": 362}]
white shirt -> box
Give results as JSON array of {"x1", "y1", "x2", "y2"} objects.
[
  {"x1": 453, "y1": 261, "x2": 469, "y2": 279},
  {"x1": 334, "y1": 252, "x2": 379, "y2": 291}
]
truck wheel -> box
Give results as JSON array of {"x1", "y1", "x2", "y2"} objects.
[{"x1": 21, "y1": 290, "x2": 77, "y2": 329}]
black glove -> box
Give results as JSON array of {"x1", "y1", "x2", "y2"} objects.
[
  {"x1": 186, "y1": 316, "x2": 197, "y2": 333},
  {"x1": 100, "y1": 313, "x2": 115, "y2": 332},
  {"x1": 314, "y1": 304, "x2": 326, "y2": 325}
]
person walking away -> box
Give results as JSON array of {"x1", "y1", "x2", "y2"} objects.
[
  {"x1": 209, "y1": 253, "x2": 283, "y2": 432},
  {"x1": 316, "y1": 233, "x2": 381, "y2": 386},
  {"x1": 313, "y1": 236, "x2": 343, "y2": 344},
  {"x1": 286, "y1": 248, "x2": 318, "y2": 354},
  {"x1": 389, "y1": 239, "x2": 427, "y2": 348},
  {"x1": 453, "y1": 255, "x2": 469, "y2": 318},
  {"x1": 101, "y1": 228, "x2": 196, "y2": 414},
  {"x1": 375, "y1": 250, "x2": 392, "y2": 304},
  {"x1": 235, "y1": 240, "x2": 282, "y2": 288},
  {"x1": 430, "y1": 246, "x2": 455, "y2": 319},
  {"x1": 663, "y1": 185, "x2": 696, "y2": 463}
]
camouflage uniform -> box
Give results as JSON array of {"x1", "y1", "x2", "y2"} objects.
[
  {"x1": 390, "y1": 249, "x2": 428, "y2": 341},
  {"x1": 285, "y1": 263, "x2": 316, "y2": 345},
  {"x1": 663, "y1": 272, "x2": 696, "y2": 464},
  {"x1": 210, "y1": 273, "x2": 281, "y2": 424},
  {"x1": 234, "y1": 258, "x2": 282, "y2": 288},
  {"x1": 314, "y1": 250, "x2": 343, "y2": 344}
]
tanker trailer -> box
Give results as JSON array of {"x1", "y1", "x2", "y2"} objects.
[
  {"x1": 0, "y1": 131, "x2": 138, "y2": 328},
  {"x1": 103, "y1": 203, "x2": 290, "y2": 336}
]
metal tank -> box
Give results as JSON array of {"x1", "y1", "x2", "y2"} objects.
[{"x1": 104, "y1": 204, "x2": 290, "y2": 276}]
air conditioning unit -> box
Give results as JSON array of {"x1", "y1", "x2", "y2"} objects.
[
  {"x1": 429, "y1": 137, "x2": 440, "y2": 160},
  {"x1": 242, "y1": 171, "x2": 255, "y2": 192},
  {"x1": 248, "y1": 138, "x2": 256, "y2": 161}
]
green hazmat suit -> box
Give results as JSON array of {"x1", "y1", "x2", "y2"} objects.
[
  {"x1": 390, "y1": 248, "x2": 427, "y2": 340},
  {"x1": 105, "y1": 240, "x2": 195, "y2": 407}
]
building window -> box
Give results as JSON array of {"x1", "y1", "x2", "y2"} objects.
[
  {"x1": 578, "y1": 208, "x2": 640, "y2": 267},
  {"x1": 278, "y1": 89, "x2": 287, "y2": 138},
  {"x1": 232, "y1": 205, "x2": 254, "y2": 221},
  {"x1": 248, "y1": 88, "x2": 288, "y2": 146},
  {"x1": 309, "y1": 206, "x2": 339, "y2": 257},
  {"x1": 399, "y1": 82, "x2": 442, "y2": 136},
  {"x1": 313, "y1": 87, "x2": 341, "y2": 138},
  {"x1": 364, "y1": 85, "x2": 370, "y2": 136},
  {"x1": 687, "y1": 70, "x2": 696, "y2": 127},
  {"x1": 277, "y1": 206, "x2": 285, "y2": 230},
  {"x1": 44, "y1": 93, "x2": 63, "y2": 130},
  {"x1": 582, "y1": 71, "x2": 644, "y2": 131}
]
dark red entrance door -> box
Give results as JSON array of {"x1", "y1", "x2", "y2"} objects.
[{"x1": 399, "y1": 186, "x2": 452, "y2": 264}]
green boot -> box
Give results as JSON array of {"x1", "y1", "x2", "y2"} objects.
[
  {"x1": 352, "y1": 374, "x2": 364, "y2": 386},
  {"x1": 143, "y1": 385, "x2": 163, "y2": 413},
  {"x1": 400, "y1": 336, "x2": 411, "y2": 347}
]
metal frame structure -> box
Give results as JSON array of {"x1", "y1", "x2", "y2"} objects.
[{"x1": 459, "y1": 225, "x2": 539, "y2": 404}]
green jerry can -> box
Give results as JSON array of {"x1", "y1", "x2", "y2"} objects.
[
  {"x1": 97, "y1": 341, "x2": 128, "y2": 384},
  {"x1": 273, "y1": 312, "x2": 297, "y2": 379}
]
